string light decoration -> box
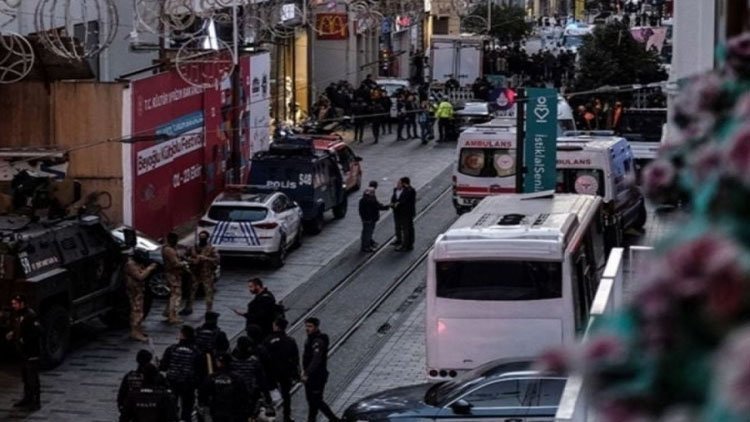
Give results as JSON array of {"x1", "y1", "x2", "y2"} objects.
[
  {"x1": 33, "y1": 0, "x2": 119, "y2": 59},
  {"x1": 175, "y1": 34, "x2": 235, "y2": 88},
  {"x1": 0, "y1": 31, "x2": 35, "y2": 84}
]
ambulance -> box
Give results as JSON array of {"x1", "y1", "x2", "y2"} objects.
[{"x1": 453, "y1": 133, "x2": 645, "y2": 248}]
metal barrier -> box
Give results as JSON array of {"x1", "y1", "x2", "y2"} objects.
[
  {"x1": 627, "y1": 245, "x2": 654, "y2": 292},
  {"x1": 555, "y1": 247, "x2": 626, "y2": 422}
]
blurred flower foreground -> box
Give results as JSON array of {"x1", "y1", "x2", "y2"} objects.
[{"x1": 542, "y1": 32, "x2": 750, "y2": 422}]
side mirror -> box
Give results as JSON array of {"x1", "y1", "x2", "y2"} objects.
[
  {"x1": 355, "y1": 156, "x2": 363, "y2": 162},
  {"x1": 451, "y1": 399, "x2": 473, "y2": 415},
  {"x1": 123, "y1": 228, "x2": 137, "y2": 248}
]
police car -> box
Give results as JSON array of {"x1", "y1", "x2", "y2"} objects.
[{"x1": 198, "y1": 189, "x2": 303, "y2": 268}]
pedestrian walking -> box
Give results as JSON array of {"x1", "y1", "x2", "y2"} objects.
[
  {"x1": 352, "y1": 97, "x2": 368, "y2": 143},
  {"x1": 160, "y1": 325, "x2": 203, "y2": 422},
  {"x1": 6, "y1": 295, "x2": 41, "y2": 411},
  {"x1": 369, "y1": 97, "x2": 384, "y2": 144},
  {"x1": 194, "y1": 311, "x2": 230, "y2": 374},
  {"x1": 263, "y1": 318, "x2": 300, "y2": 422},
  {"x1": 118, "y1": 350, "x2": 167, "y2": 421},
  {"x1": 230, "y1": 336, "x2": 266, "y2": 417},
  {"x1": 186, "y1": 230, "x2": 220, "y2": 314},
  {"x1": 435, "y1": 98, "x2": 454, "y2": 142},
  {"x1": 359, "y1": 187, "x2": 389, "y2": 252},
  {"x1": 162, "y1": 232, "x2": 188, "y2": 324},
  {"x1": 302, "y1": 317, "x2": 341, "y2": 422},
  {"x1": 121, "y1": 364, "x2": 178, "y2": 422},
  {"x1": 379, "y1": 89, "x2": 393, "y2": 135},
  {"x1": 124, "y1": 251, "x2": 158, "y2": 342},
  {"x1": 234, "y1": 277, "x2": 278, "y2": 341},
  {"x1": 418, "y1": 100, "x2": 431, "y2": 145},
  {"x1": 396, "y1": 92, "x2": 407, "y2": 141},
  {"x1": 391, "y1": 177, "x2": 416, "y2": 251},
  {"x1": 405, "y1": 94, "x2": 419, "y2": 139},
  {"x1": 199, "y1": 353, "x2": 250, "y2": 422}
]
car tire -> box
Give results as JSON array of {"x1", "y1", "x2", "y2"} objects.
[
  {"x1": 333, "y1": 199, "x2": 348, "y2": 219},
  {"x1": 40, "y1": 306, "x2": 70, "y2": 369},
  {"x1": 269, "y1": 236, "x2": 287, "y2": 269},
  {"x1": 303, "y1": 210, "x2": 325, "y2": 235},
  {"x1": 147, "y1": 272, "x2": 171, "y2": 299}
]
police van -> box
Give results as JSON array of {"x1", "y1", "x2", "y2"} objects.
[{"x1": 453, "y1": 132, "x2": 644, "y2": 246}]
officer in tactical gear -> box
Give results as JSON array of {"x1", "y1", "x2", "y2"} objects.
[
  {"x1": 302, "y1": 317, "x2": 340, "y2": 422},
  {"x1": 264, "y1": 318, "x2": 300, "y2": 422},
  {"x1": 6, "y1": 295, "x2": 41, "y2": 411},
  {"x1": 117, "y1": 350, "x2": 167, "y2": 421},
  {"x1": 199, "y1": 353, "x2": 250, "y2": 422},
  {"x1": 162, "y1": 232, "x2": 187, "y2": 324},
  {"x1": 194, "y1": 311, "x2": 229, "y2": 374},
  {"x1": 230, "y1": 336, "x2": 266, "y2": 417},
  {"x1": 186, "y1": 231, "x2": 220, "y2": 313},
  {"x1": 159, "y1": 325, "x2": 202, "y2": 422},
  {"x1": 121, "y1": 364, "x2": 178, "y2": 422},
  {"x1": 124, "y1": 250, "x2": 158, "y2": 341}
]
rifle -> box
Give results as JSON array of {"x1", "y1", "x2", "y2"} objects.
[{"x1": 147, "y1": 337, "x2": 160, "y2": 367}]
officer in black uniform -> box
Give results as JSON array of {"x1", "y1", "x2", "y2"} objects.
[
  {"x1": 194, "y1": 311, "x2": 230, "y2": 374},
  {"x1": 160, "y1": 325, "x2": 202, "y2": 422},
  {"x1": 234, "y1": 278, "x2": 278, "y2": 341},
  {"x1": 118, "y1": 350, "x2": 167, "y2": 421},
  {"x1": 6, "y1": 295, "x2": 41, "y2": 411},
  {"x1": 229, "y1": 336, "x2": 265, "y2": 416},
  {"x1": 264, "y1": 318, "x2": 300, "y2": 422},
  {"x1": 302, "y1": 317, "x2": 341, "y2": 422},
  {"x1": 121, "y1": 364, "x2": 178, "y2": 422},
  {"x1": 199, "y1": 353, "x2": 249, "y2": 422}
]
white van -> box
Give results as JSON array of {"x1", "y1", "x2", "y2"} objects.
[
  {"x1": 561, "y1": 22, "x2": 593, "y2": 54},
  {"x1": 426, "y1": 194, "x2": 605, "y2": 378},
  {"x1": 375, "y1": 78, "x2": 410, "y2": 118}
]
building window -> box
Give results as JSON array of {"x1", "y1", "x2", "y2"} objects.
[{"x1": 433, "y1": 17, "x2": 449, "y2": 35}]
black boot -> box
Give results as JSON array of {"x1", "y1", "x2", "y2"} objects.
[
  {"x1": 13, "y1": 398, "x2": 29, "y2": 408},
  {"x1": 178, "y1": 307, "x2": 193, "y2": 316}
]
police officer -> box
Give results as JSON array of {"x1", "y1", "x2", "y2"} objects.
[
  {"x1": 391, "y1": 177, "x2": 416, "y2": 252},
  {"x1": 230, "y1": 336, "x2": 265, "y2": 416},
  {"x1": 186, "y1": 231, "x2": 220, "y2": 314},
  {"x1": 121, "y1": 364, "x2": 178, "y2": 422},
  {"x1": 194, "y1": 311, "x2": 230, "y2": 374},
  {"x1": 302, "y1": 317, "x2": 340, "y2": 422},
  {"x1": 264, "y1": 318, "x2": 300, "y2": 422},
  {"x1": 6, "y1": 295, "x2": 41, "y2": 411},
  {"x1": 124, "y1": 251, "x2": 158, "y2": 342},
  {"x1": 358, "y1": 187, "x2": 389, "y2": 253},
  {"x1": 160, "y1": 325, "x2": 202, "y2": 422},
  {"x1": 234, "y1": 278, "x2": 278, "y2": 340},
  {"x1": 199, "y1": 353, "x2": 249, "y2": 422},
  {"x1": 118, "y1": 350, "x2": 167, "y2": 421},
  {"x1": 162, "y1": 232, "x2": 187, "y2": 324}
]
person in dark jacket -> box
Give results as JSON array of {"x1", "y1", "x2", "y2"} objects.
[
  {"x1": 118, "y1": 350, "x2": 167, "y2": 421},
  {"x1": 358, "y1": 187, "x2": 390, "y2": 252},
  {"x1": 6, "y1": 295, "x2": 41, "y2": 410},
  {"x1": 391, "y1": 177, "x2": 416, "y2": 251},
  {"x1": 121, "y1": 364, "x2": 178, "y2": 422},
  {"x1": 379, "y1": 90, "x2": 393, "y2": 135},
  {"x1": 194, "y1": 311, "x2": 230, "y2": 374},
  {"x1": 263, "y1": 318, "x2": 300, "y2": 422},
  {"x1": 160, "y1": 325, "x2": 202, "y2": 422},
  {"x1": 351, "y1": 97, "x2": 368, "y2": 143},
  {"x1": 199, "y1": 353, "x2": 249, "y2": 422},
  {"x1": 234, "y1": 278, "x2": 277, "y2": 340},
  {"x1": 302, "y1": 317, "x2": 340, "y2": 422},
  {"x1": 230, "y1": 336, "x2": 265, "y2": 415}
]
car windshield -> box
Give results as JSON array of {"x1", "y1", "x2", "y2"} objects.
[
  {"x1": 436, "y1": 260, "x2": 563, "y2": 301},
  {"x1": 425, "y1": 359, "x2": 512, "y2": 405},
  {"x1": 460, "y1": 103, "x2": 488, "y2": 114},
  {"x1": 619, "y1": 111, "x2": 667, "y2": 141},
  {"x1": 563, "y1": 35, "x2": 584, "y2": 48},
  {"x1": 378, "y1": 83, "x2": 407, "y2": 96},
  {"x1": 111, "y1": 228, "x2": 161, "y2": 251},
  {"x1": 208, "y1": 206, "x2": 268, "y2": 222}
]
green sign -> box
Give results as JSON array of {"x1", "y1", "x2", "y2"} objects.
[{"x1": 523, "y1": 88, "x2": 558, "y2": 194}]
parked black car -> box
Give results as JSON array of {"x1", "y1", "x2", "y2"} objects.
[{"x1": 343, "y1": 359, "x2": 566, "y2": 421}]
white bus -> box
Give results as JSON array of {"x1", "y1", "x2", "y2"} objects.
[{"x1": 426, "y1": 194, "x2": 605, "y2": 379}]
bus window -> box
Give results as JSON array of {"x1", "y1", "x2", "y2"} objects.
[{"x1": 436, "y1": 260, "x2": 562, "y2": 301}]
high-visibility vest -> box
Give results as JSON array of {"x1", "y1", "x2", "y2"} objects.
[{"x1": 435, "y1": 101, "x2": 454, "y2": 119}]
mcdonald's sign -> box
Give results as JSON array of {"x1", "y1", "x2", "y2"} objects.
[{"x1": 316, "y1": 13, "x2": 349, "y2": 40}]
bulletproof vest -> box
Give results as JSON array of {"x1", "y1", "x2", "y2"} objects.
[
  {"x1": 165, "y1": 344, "x2": 198, "y2": 384},
  {"x1": 195, "y1": 326, "x2": 220, "y2": 355},
  {"x1": 230, "y1": 354, "x2": 261, "y2": 393},
  {"x1": 209, "y1": 373, "x2": 238, "y2": 412},
  {"x1": 124, "y1": 370, "x2": 145, "y2": 397},
  {"x1": 130, "y1": 387, "x2": 171, "y2": 422}
]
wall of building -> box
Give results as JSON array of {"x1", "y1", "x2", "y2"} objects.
[{"x1": 671, "y1": 0, "x2": 715, "y2": 82}]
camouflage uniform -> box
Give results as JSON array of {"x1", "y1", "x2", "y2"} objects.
[
  {"x1": 161, "y1": 244, "x2": 184, "y2": 323},
  {"x1": 188, "y1": 244, "x2": 220, "y2": 312},
  {"x1": 124, "y1": 257, "x2": 157, "y2": 341}
]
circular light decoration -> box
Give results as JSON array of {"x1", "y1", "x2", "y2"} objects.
[
  {"x1": 134, "y1": 0, "x2": 162, "y2": 34},
  {"x1": 34, "y1": 0, "x2": 119, "y2": 59},
  {"x1": 0, "y1": 0, "x2": 21, "y2": 22},
  {"x1": 0, "y1": 32, "x2": 35, "y2": 84},
  {"x1": 175, "y1": 35, "x2": 235, "y2": 88},
  {"x1": 574, "y1": 173, "x2": 599, "y2": 195},
  {"x1": 161, "y1": 0, "x2": 198, "y2": 36}
]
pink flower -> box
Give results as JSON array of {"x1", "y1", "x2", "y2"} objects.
[
  {"x1": 641, "y1": 159, "x2": 677, "y2": 200},
  {"x1": 534, "y1": 348, "x2": 569, "y2": 374},
  {"x1": 689, "y1": 144, "x2": 723, "y2": 183},
  {"x1": 635, "y1": 278, "x2": 674, "y2": 320},
  {"x1": 725, "y1": 124, "x2": 750, "y2": 185},
  {"x1": 584, "y1": 335, "x2": 626, "y2": 366},
  {"x1": 663, "y1": 234, "x2": 742, "y2": 299},
  {"x1": 596, "y1": 399, "x2": 651, "y2": 422},
  {"x1": 734, "y1": 92, "x2": 750, "y2": 119},
  {"x1": 727, "y1": 33, "x2": 750, "y2": 77},
  {"x1": 715, "y1": 325, "x2": 750, "y2": 414}
]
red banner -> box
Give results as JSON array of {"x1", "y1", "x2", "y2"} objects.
[{"x1": 316, "y1": 13, "x2": 349, "y2": 40}]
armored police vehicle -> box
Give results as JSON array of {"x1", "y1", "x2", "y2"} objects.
[
  {"x1": 248, "y1": 136, "x2": 347, "y2": 234},
  {"x1": 0, "y1": 214, "x2": 128, "y2": 368}
]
